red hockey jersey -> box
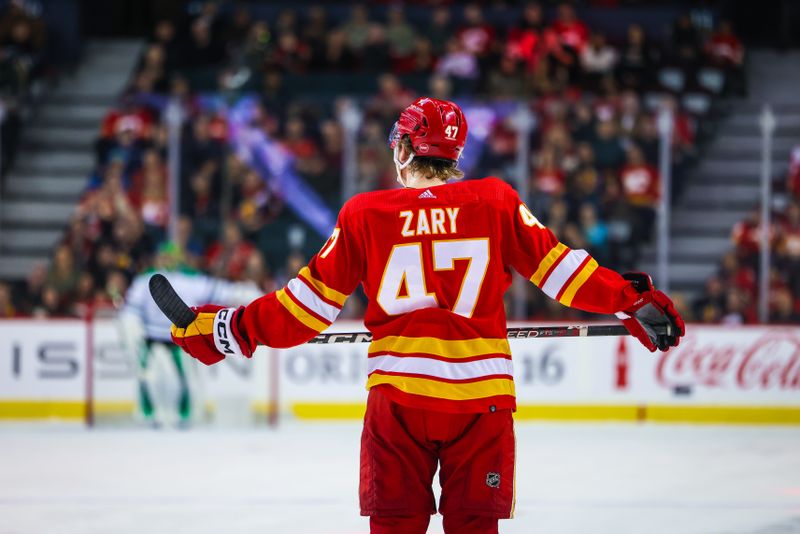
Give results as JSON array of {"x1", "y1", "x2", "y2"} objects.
[{"x1": 239, "y1": 178, "x2": 640, "y2": 413}]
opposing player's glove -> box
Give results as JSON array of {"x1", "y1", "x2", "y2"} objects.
[
  {"x1": 170, "y1": 305, "x2": 254, "y2": 365},
  {"x1": 616, "y1": 272, "x2": 685, "y2": 352}
]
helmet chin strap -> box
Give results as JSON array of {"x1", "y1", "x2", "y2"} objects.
[{"x1": 393, "y1": 144, "x2": 415, "y2": 187}]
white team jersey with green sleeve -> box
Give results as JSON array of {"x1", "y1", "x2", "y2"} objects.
[{"x1": 123, "y1": 270, "x2": 262, "y2": 342}]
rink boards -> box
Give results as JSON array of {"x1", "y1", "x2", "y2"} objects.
[{"x1": 0, "y1": 319, "x2": 798, "y2": 424}]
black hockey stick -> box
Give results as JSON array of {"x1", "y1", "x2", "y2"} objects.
[
  {"x1": 149, "y1": 273, "x2": 672, "y2": 342},
  {"x1": 149, "y1": 273, "x2": 197, "y2": 328}
]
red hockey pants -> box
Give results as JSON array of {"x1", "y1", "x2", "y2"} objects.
[{"x1": 360, "y1": 386, "x2": 515, "y2": 533}]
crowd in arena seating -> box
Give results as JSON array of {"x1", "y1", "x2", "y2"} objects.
[
  {"x1": 0, "y1": 0, "x2": 49, "y2": 177},
  {"x1": 692, "y1": 147, "x2": 800, "y2": 324},
  {"x1": 2, "y1": 1, "x2": 756, "y2": 324}
]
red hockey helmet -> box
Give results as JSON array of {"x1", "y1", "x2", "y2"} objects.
[{"x1": 388, "y1": 97, "x2": 468, "y2": 161}]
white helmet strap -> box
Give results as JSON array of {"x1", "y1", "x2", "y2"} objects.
[{"x1": 393, "y1": 143, "x2": 415, "y2": 170}]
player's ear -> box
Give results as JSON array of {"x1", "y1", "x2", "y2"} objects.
[{"x1": 398, "y1": 142, "x2": 412, "y2": 163}]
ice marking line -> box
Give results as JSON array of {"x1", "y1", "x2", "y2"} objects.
[
  {"x1": 0, "y1": 496, "x2": 348, "y2": 506},
  {"x1": 0, "y1": 496, "x2": 796, "y2": 511}
]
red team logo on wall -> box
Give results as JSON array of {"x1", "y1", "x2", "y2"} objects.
[{"x1": 655, "y1": 331, "x2": 800, "y2": 390}]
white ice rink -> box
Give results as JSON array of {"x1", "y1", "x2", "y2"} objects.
[{"x1": 1, "y1": 422, "x2": 799, "y2": 534}]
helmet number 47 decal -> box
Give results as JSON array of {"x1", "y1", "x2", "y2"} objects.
[{"x1": 444, "y1": 125, "x2": 459, "y2": 140}]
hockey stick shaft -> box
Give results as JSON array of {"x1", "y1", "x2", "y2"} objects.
[
  {"x1": 307, "y1": 324, "x2": 670, "y2": 344},
  {"x1": 149, "y1": 274, "x2": 671, "y2": 344}
]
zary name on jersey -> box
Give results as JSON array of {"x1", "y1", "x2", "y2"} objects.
[{"x1": 399, "y1": 208, "x2": 460, "y2": 237}]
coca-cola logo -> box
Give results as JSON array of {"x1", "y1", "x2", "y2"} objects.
[{"x1": 656, "y1": 332, "x2": 800, "y2": 390}]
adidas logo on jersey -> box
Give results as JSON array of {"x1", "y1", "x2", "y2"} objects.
[{"x1": 418, "y1": 189, "x2": 436, "y2": 199}]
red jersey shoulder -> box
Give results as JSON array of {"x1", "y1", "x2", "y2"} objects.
[{"x1": 459, "y1": 176, "x2": 518, "y2": 204}]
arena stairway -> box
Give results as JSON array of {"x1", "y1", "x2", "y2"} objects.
[
  {"x1": 0, "y1": 39, "x2": 143, "y2": 279},
  {"x1": 639, "y1": 49, "x2": 800, "y2": 300}
]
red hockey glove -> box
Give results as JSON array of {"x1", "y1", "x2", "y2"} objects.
[
  {"x1": 170, "y1": 305, "x2": 255, "y2": 365},
  {"x1": 616, "y1": 272, "x2": 685, "y2": 352}
]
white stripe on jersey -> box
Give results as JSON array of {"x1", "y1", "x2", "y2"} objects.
[
  {"x1": 367, "y1": 355, "x2": 513, "y2": 381},
  {"x1": 286, "y1": 277, "x2": 342, "y2": 323},
  {"x1": 541, "y1": 249, "x2": 589, "y2": 299}
]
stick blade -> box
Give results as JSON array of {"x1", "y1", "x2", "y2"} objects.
[{"x1": 148, "y1": 273, "x2": 196, "y2": 328}]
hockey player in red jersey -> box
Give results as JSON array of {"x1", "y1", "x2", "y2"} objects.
[{"x1": 171, "y1": 97, "x2": 685, "y2": 533}]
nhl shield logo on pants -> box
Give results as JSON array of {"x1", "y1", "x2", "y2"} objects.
[{"x1": 486, "y1": 472, "x2": 500, "y2": 488}]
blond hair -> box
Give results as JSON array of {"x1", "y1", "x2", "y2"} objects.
[{"x1": 400, "y1": 136, "x2": 464, "y2": 182}]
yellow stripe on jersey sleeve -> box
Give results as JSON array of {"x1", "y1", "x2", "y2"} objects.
[
  {"x1": 299, "y1": 266, "x2": 348, "y2": 306},
  {"x1": 369, "y1": 336, "x2": 511, "y2": 359},
  {"x1": 558, "y1": 258, "x2": 599, "y2": 307},
  {"x1": 367, "y1": 374, "x2": 516, "y2": 401},
  {"x1": 530, "y1": 243, "x2": 567, "y2": 287},
  {"x1": 275, "y1": 288, "x2": 329, "y2": 333},
  {"x1": 171, "y1": 312, "x2": 216, "y2": 339}
]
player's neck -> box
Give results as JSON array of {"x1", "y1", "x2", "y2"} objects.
[{"x1": 403, "y1": 173, "x2": 447, "y2": 189}]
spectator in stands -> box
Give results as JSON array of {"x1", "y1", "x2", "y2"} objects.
[
  {"x1": 506, "y1": 2, "x2": 546, "y2": 73},
  {"x1": 129, "y1": 149, "x2": 169, "y2": 243},
  {"x1": 718, "y1": 251, "x2": 756, "y2": 299},
  {"x1": 669, "y1": 14, "x2": 701, "y2": 71},
  {"x1": 707, "y1": 20, "x2": 745, "y2": 95},
  {"x1": 35, "y1": 285, "x2": 65, "y2": 318},
  {"x1": 457, "y1": 4, "x2": 495, "y2": 59},
  {"x1": 206, "y1": 220, "x2": 256, "y2": 281},
  {"x1": 426, "y1": 6, "x2": 453, "y2": 57},
  {"x1": 243, "y1": 20, "x2": 271, "y2": 72},
  {"x1": 184, "y1": 161, "x2": 220, "y2": 247},
  {"x1": 46, "y1": 245, "x2": 79, "y2": 301},
  {"x1": 721, "y1": 288, "x2": 751, "y2": 325},
  {"x1": 533, "y1": 147, "x2": 566, "y2": 200},
  {"x1": 616, "y1": 24, "x2": 657, "y2": 92},
  {"x1": 692, "y1": 276, "x2": 725, "y2": 323},
  {"x1": 179, "y1": 17, "x2": 225, "y2": 69},
  {"x1": 485, "y1": 55, "x2": 525, "y2": 98},
  {"x1": 580, "y1": 32, "x2": 617, "y2": 91},
  {"x1": 436, "y1": 38, "x2": 479, "y2": 86},
  {"x1": 619, "y1": 144, "x2": 660, "y2": 241},
  {"x1": 362, "y1": 24, "x2": 390, "y2": 73},
  {"x1": 150, "y1": 19, "x2": 178, "y2": 71},
  {"x1": 366, "y1": 73, "x2": 414, "y2": 123},
  {"x1": 386, "y1": 6, "x2": 417, "y2": 68},
  {"x1": 550, "y1": 3, "x2": 589, "y2": 53},
  {"x1": 776, "y1": 201, "x2": 800, "y2": 297},
  {"x1": 340, "y1": 4, "x2": 372, "y2": 54},
  {"x1": 732, "y1": 208, "x2": 769, "y2": 264},
  {"x1": 602, "y1": 174, "x2": 637, "y2": 270},
  {"x1": 173, "y1": 215, "x2": 203, "y2": 269},
  {"x1": 324, "y1": 29, "x2": 357, "y2": 72},
  {"x1": 771, "y1": 288, "x2": 800, "y2": 323},
  {"x1": 271, "y1": 31, "x2": 312, "y2": 74},
  {"x1": 591, "y1": 119, "x2": 625, "y2": 171},
  {"x1": 0, "y1": 282, "x2": 15, "y2": 317},
  {"x1": 302, "y1": 6, "x2": 329, "y2": 70},
  {"x1": 579, "y1": 203, "x2": 609, "y2": 264},
  {"x1": 221, "y1": 4, "x2": 254, "y2": 57},
  {"x1": 405, "y1": 37, "x2": 436, "y2": 75},
  {"x1": 236, "y1": 169, "x2": 283, "y2": 241}
]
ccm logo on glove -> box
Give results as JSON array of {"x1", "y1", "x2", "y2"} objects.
[
  {"x1": 171, "y1": 305, "x2": 253, "y2": 365},
  {"x1": 214, "y1": 308, "x2": 241, "y2": 356}
]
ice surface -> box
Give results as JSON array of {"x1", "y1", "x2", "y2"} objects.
[{"x1": 1, "y1": 422, "x2": 799, "y2": 534}]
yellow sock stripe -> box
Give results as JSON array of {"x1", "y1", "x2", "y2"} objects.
[
  {"x1": 558, "y1": 258, "x2": 599, "y2": 307},
  {"x1": 369, "y1": 336, "x2": 511, "y2": 359},
  {"x1": 530, "y1": 243, "x2": 567, "y2": 287},
  {"x1": 366, "y1": 373, "x2": 515, "y2": 401},
  {"x1": 276, "y1": 288, "x2": 329, "y2": 333},
  {"x1": 170, "y1": 312, "x2": 216, "y2": 339},
  {"x1": 298, "y1": 266, "x2": 347, "y2": 306}
]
